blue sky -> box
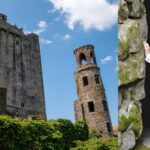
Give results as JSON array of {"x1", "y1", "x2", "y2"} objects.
[{"x1": 0, "y1": 0, "x2": 118, "y2": 125}]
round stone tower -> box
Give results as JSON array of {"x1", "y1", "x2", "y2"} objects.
[{"x1": 74, "y1": 45, "x2": 113, "y2": 137}]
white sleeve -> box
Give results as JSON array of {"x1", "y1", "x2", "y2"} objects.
[{"x1": 145, "y1": 54, "x2": 150, "y2": 63}]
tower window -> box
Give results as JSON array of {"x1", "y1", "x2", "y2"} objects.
[
  {"x1": 80, "y1": 53, "x2": 87, "y2": 65},
  {"x1": 0, "y1": 88, "x2": 7, "y2": 114},
  {"x1": 95, "y1": 75, "x2": 100, "y2": 84},
  {"x1": 21, "y1": 103, "x2": 24, "y2": 107},
  {"x1": 88, "y1": 101, "x2": 95, "y2": 112},
  {"x1": 106, "y1": 122, "x2": 112, "y2": 133},
  {"x1": 103, "y1": 100, "x2": 108, "y2": 111},
  {"x1": 16, "y1": 41, "x2": 19, "y2": 45},
  {"x1": 82, "y1": 76, "x2": 88, "y2": 86}
]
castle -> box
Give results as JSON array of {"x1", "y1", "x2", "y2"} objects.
[
  {"x1": 74, "y1": 45, "x2": 113, "y2": 137},
  {"x1": 0, "y1": 13, "x2": 46, "y2": 118},
  {"x1": 0, "y1": 14, "x2": 113, "y2": 136}
]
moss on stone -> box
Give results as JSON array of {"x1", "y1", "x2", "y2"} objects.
[
  {"x1": 119, "y1": 103, "x2": 142, "y2": 138},
  {"x1": 119, "y1": 20, "x2": 142, "y2": 62},
  {"x1": 130, "y1": 90, "x2": 136, "y2": 101},
  {"x1": 118, "y1": 0, "x2": 129, "y2": 23},
  {"x1": 140, "y1": 3, "x2": 146, "y2": 14},
  {"x1": 119, "y1": 53, "x2": 141, "y2": 85},
  {"x1": 128, "y1": 104, "x2": 143, "y2": 138},
  {"x1": 119, "y1": 115, "x2": 131, "y2": 132},
  {"x1": 119, "y1": 68, "x2": 130, "y2": 85},
  {"x1": 127, "y1": 23, "x2": 142, "y2": 53},
  {"x1": 119, "y1": 39, "x2": 130, "y2": 61},
  {"x1": 128, "y1": 25, "x2": 140, "y2": 40}
]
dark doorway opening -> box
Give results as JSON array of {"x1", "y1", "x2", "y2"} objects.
[
  {"x1": 0, "y1": 88, "x2": 7, "y2": 114},
  {"x1": 142, "y1": 1, "x2": 150, "y2": 128}
]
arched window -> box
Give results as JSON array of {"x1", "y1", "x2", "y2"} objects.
[
  {"x1": 79, "y1": 53, "x2": 87, "y2": 65},
  {"x1": 90, "y1": 51, "x2": 97, "y2": 64}
]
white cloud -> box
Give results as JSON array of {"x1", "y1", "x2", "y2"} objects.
[
  {"x1": 24, "y1": 21, "x2": 48, "y2": 35},
  {"x1": 34, "y1": 21, "x2": 48, "y2": 34},
  {"x1": 24, "y1": 30, "x2": 31, "y2": 35},
  {"x1": 48, "y1": 8, "x2": 56, "y2": 13},
  {"x1": 54, "y1": 34, "x2": 60, "y2": 38},
  {"x1": 62, "y1": 34, "x2": 71, "y2": 40},
  {"x1": 48, "y1": 0, "x2": 118, "y2": 31},
  {"x1": 40, "y1": 38, "x2": 53, "y2": 45},
  {"x1": 54, "y1": 17, "x2": 60, "y2": 22},
  {"x1": 100, "y1": 56, "x2": 113, "y2": 64}
]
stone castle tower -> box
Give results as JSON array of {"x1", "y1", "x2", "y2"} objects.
[
  {"x1": 74, "y1": 45, "x2": 113, "y2": 136},
  {"x1": 0, "y1": 13, "x2": 46, "y2": 118}
]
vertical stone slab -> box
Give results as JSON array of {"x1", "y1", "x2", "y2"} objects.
[{"x1": 118, "y1": 0, "x2": 148, "y2": 149}]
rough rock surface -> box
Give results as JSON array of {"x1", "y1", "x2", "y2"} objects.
[
  {"x1": 119, "y1": 0, "x2": 148, "y2": 149},
  {"x1": 119, "y1": 128, "x2": 136, "y2": 150}
]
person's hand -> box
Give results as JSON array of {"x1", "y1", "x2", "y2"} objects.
[{"x1": 143, "y1": 41, "x2": 150, "y2": 56}]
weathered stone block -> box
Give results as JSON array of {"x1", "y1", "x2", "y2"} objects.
[
  {"x1": 128, "y1": 0, "x2": 141, "y2": 18},
  {"x1": 119, "y1": 128, "x2": 136, "y2": 150},
  {"x1": 119, "y1": 0, "x2": 129, "y2": 24},
  {"x1": 119, "y1": 50, "x2": 145, "y2": 86},
  {"x1": 119, "y1": 1, "x2": 147, "y2": 149},
  {"x1": 119, "y1": 20, "x2": 143, "y2": 61}
]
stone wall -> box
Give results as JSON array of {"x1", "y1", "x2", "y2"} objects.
[
  {"x1": 0, "y1": 13, "x2": 46, "y2": 119},
  {"x1": 74, "y1": 45, "x2": 113, "y2": 137},
  {"x1": 118, "y1": 0, "x2": 148, "y2": 149}
]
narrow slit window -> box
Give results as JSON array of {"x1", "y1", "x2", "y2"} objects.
[
  {"x1": 81, "y1": 104, "x2": 85, "y2": 119},
  {"x1": 107, "y1": 122, "x2": 112, "y2": 133},
  {"x1": 103, "y1": 100, "x2": 108, "y2": 111},
  {"x1": 16, "y1": 41, "x2": 19, "y2": 45},
  {"x1": 82, "y1": 76, "x2": 88, "y2": 86},
  {"x1": 95, "y1": 75, "x2": 100, "y2": 84},
  {"x1": 88, "y1": 101, "x2": 95, "y2": 112},
  {"x1": 21, "y1": 103, "x2": 24, "y2": 107}
]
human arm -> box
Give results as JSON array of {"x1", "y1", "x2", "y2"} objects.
[{"x1": 143, "y1": 41, "x2": 150, "y2": 63}]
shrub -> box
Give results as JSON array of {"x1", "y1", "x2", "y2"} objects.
[
  {"x1": 0, "y1": 115, "x2": 89, "y2": 150},
  {"x1": 0, "y1": 115, "x2": 118, "y2": 150},
  {"x1": 74, "y1": 121, "x2": 89, "y2": 141},
  {"x1": 71, "y1": 138, "x2": 118, "y2": 150},
  {"x1": 89, "y1": 129, "x2": 102, "y2": 139}
]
